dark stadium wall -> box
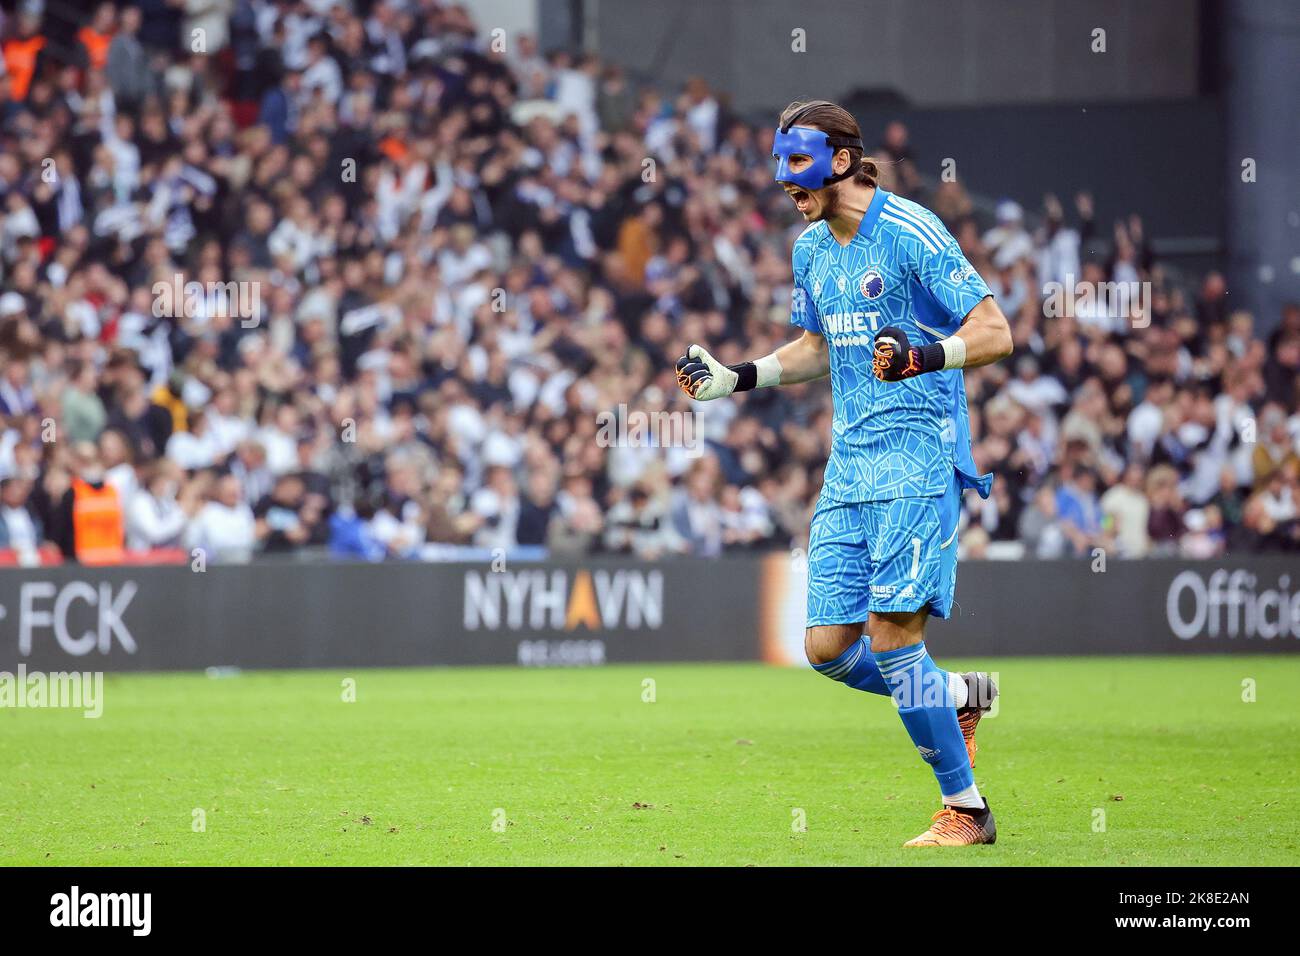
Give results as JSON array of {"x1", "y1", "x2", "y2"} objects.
[
  {"x1": 842, "y1": 97, "x2": 1226, "y2": 269},
  {"x1": 1, "y1": 558, "x2": 1297, "y2": 674},
  {"x1": 585, "y1": 0, "x2": 1201, "y2": 111},
  {"x1": 1223, "y1": 0, "x2": 1300, "y2": 335}
]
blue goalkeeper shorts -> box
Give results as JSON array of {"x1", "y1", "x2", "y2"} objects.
[{"x1": 806, "y1": 472, "x2": 962, "y2": 626}]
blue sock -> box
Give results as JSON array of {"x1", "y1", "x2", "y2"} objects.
[
  {"x1": 874, "y1": 642, "x2": 977, "y2": 802},
  {"x1": 811, "y1": 636, "x2": 888, "y2": 695}
]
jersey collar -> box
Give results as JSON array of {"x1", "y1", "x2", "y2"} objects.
[
  {"x1": 859, "y1": 187, "x2": 890, "y2": 241},
  {"x1": 822, "y1": 186, "x2": 890, "y2": 250}
]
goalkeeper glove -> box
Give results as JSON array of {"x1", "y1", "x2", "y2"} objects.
[
  {"x1": 872, "y1": 325, "x2": 952, "y2": 381},
  {"x1": 675, "y1": 344, "x2": 750, "y2": 401}
]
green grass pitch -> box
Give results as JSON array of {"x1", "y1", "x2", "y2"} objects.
[{"x1": 1, "y1": 657, "x2": 1296, "y2": 866}]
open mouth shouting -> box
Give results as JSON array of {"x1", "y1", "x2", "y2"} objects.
[{"x1": 785, "y1": 186, "x2": 813, "y2": 214}]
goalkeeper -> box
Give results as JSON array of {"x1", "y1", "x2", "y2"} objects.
[{"x1": 676, "y1": 100, "x2": 1014, "y2": 847}]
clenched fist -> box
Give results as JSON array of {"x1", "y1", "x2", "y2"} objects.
[{"x1": 675, "y1": 344, "x2": 738, "y2": 401}]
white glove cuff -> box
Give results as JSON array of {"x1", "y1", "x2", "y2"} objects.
[
  {"x1": 940, "y1": 336, "x2": 968, "y2": 371},
  {"x1": 755, "y1": 353, "x2": 784, "y2": 388}
]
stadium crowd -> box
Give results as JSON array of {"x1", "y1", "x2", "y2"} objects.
[{"x1": 1, "y1": 1, "x2": 1298, "y2": 565}]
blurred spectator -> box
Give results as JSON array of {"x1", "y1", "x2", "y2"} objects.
[
  {"x1": 1100, "y1": 463, "x2": 1152, "y2": 558},
  {"x1": 78, "y1": 3, "x2": 117, "y2": 72},
  {"x1": 671, "y1": 463, "x2": 723, "y2": 557},
  {"x1": 1018, "y1": 484, "x2": 1068, "y2": 559},
  {"x1": 1005, "y1": 354, "x2": 1066, "y2": 415},
  {"x1": 1037, "y1": 193, "x2": 1086, "y2": 290},
  {"x1": 254, "y1": 474, "x2": 326, "y2": 554},
  {"x1": 982, "y1": 200, "x2": 1035, "y2": 270},
  {"x1": 1252, "y1": 404, "x2": 1300, "y2": 489},
  {"x1": 0, "y1": 355, "x2": 35, "y2": 416},
  {"x1": 720, "y1": 485, "x2": 773, "y2": 549},
  {"x1": 2, "y1": 11, "x2": 46, "y2": 101},
  {"x1": 517, "y1": 470, "x2": 558, "y2": 547},
  {"x1": 52, "y1": 442, "x2": 126, "y2": 565},
  {"x1": 371, "y1": 460, "x2": 426, "y2": 558},
  {"x1": 106, "y1": 6, "x2": 151, "y2": 110},
  {"x1": 970, "y1": 474, "x2": 1020, "y2": 543},
  {"x1": 62, "y1": 361, "x2": 109, "y2": 444},
  {"x1": 0, "y1": 476, "x2": 42, "y2": 559},
  {"x1": 1256, "y1": 465, "x2": 1298, "y2": 527},
  {"x1": 126, "y1": 459, "x2": 191, "y2": 551},
  {"x1": 166, "y1": 408, "x2": 219, "y2": 469},
  {"x1": 1146, "y1": 465, "x2": 1186, "y2": 555},
  {"x1": 1055, "y1": 465, "x2": 1104, "y2": 556},
  {"x1": 1181, "y1": 504, "x2": 1225, "y2": 558},
  {"x1": 605, "y1": 483, "x2": 684, "y2": 560},
  {"x1": 99, "y1": 428, "x2": 139, "y2": 505},
  {"x1": 187, "y1": 473, "x2": 255, "y2": 562},
  {"x1": 467, "y1": 465, "x2": 518, "y2": 552}
]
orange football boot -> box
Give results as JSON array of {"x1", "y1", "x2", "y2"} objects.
[{"x1": 903, "y1": 803, "x2": 997, "y2": 847}]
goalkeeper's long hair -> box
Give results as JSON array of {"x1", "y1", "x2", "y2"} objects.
[{"x1": 777, "y1": 100, "x2": 880, "y2": 188}]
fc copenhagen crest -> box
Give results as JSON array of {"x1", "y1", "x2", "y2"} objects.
[{"x1": 859, "y1": 270, "x2": 885, "y2": 299}]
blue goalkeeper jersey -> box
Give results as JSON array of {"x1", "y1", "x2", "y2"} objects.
[{"x1": 790, "y1": 188, "x2": 994, "y2": 503}]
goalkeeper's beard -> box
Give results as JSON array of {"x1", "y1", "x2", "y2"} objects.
[{"x1": 812, "y1": 180, "x2": 845, "y2": 222}]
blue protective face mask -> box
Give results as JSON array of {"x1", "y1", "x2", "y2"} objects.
[{"x1": 772, "y1": 124, "x2": 863, "y2": 191}]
